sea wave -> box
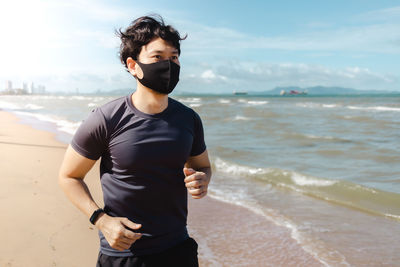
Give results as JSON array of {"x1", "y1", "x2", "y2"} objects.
[
  {"x1": 178, "y1": 97, "x2": 202, "y2": 103},
  {"x1": 218, "y1": 99, "x2": 231, "y2": 104},
  {"x1": 25, "y1": 104, "x2": 44, "y2": 110},
  {"x1": 0, "y1": 100, "x2": 21, "y2": 110},
  {"x1": 347, "y1": 105, "x2": 400, "y2": 112},
  {"x1": 296, "y1": 102, "x2": 319, "y2": 108},
  {"x1": 213, "y1": 158, "x2": 400, "y2": 222},
  {"x1": 14, "y1": 111, "x2": 81, "y2": 135},
  {"x1": 285, "y1": 132, "x2": 354, "y2": 144},
  {"x1": 189, "y1": 103, "x2": 202, "y2": 108},
  {"x1": 297, "y1": 103, "x2": 341, "y2": 109},
  {"x1": 291, "y1": 173, "x2": 337, "y2": 187},
  {"x1": 322, "y1": 104, "x2": 339, "y2": 108},
  {"x1": 0, "y1": 101, "x2": 44, "y2": 111},
  {"x1": 233, "y1": 115, "x2": 252, "y2": 121},
  {"x1": 304, "y1": 134, "x2": 334, "y2": 140},
  {"x1": 247, "y1": 100, "x2": 268, "y2": 105},
  {"x1": 70, "y1": 95, "x2": 91, "y2": 101},
  {"x1": 208, "y1": 183, "x2": 350, "y2": 267}
]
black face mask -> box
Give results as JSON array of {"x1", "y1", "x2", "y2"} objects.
[{"x1": 135, "y1": 60, "x2": 180, "y2": 94}]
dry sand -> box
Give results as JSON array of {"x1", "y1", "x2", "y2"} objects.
[{"x1": 0, "y1": 111, "x2": 321, "y2": 266}]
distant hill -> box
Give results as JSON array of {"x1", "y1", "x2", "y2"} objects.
[{"x1": 252, "y1": 86, "x2": 398, "y2": 95}]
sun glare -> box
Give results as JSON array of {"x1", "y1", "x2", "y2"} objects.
[{"x1": 0, "y1": 0, "x2": 51, "y2": 74}]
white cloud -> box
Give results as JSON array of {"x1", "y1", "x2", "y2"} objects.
[
  {"x1": 1, "y1": 1, "x2": 398, "y2": 93},
  {"x1": 180, "y1": 14, "x2": 400, "y2": 54},
  {"x1": 46, "y1": 0, "x2": 142, "y2": 23},
  {"x1": 180, "y1": 62, "x2": 397, "y2": 92},
  {"x1": 356, "y1": 6, "x2": 400, "y2": 22},
  {"x1": 201, "y1": 70, "x2": 216, "y2": 79},
  {"x1": 200, "y1": 69, "x2": 227, "y2": 82}
]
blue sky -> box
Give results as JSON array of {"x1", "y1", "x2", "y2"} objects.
[{"x1": 0, "y1": 0, "x2": 399, "y2": 93}]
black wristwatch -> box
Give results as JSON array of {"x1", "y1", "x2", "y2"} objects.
[{"x1": 90, "y1": 208, "x2": 104, "y2": 225}]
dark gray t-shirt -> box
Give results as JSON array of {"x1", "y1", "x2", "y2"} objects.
[{"x1": 71, "y1": 94, "x2": 206, "y2": 256}]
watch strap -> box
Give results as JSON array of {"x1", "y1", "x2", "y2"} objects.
[{"x1": 89, "y1": 208, "x2": 104, "y2": 225}]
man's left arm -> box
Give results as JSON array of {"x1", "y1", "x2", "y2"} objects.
[{"x1": 184, "y1": 150, "x2": 212, "y2": 199}]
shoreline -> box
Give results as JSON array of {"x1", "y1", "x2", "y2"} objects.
[{"x1": 0, "y1": 110, "x2": 321, "y2": 266}]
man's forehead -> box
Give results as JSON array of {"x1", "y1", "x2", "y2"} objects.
[
  {"x1": 146, "y1": 48, "x2": 179, "y2": 54},
  {"x1": 142, "y1": 39, "x2": 178, "y2": 53}
]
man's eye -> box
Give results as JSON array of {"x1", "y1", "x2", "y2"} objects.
[
  {"x1": 154, "y1": 55, "x2": 161, "y2": 59},
  {"x1": 171, "y1": 56, "x2": 178, "y2": 60}
]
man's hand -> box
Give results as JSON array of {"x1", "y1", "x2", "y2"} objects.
[
  {"x1": 183, "y1": 167, "x2": 210, "y2": 199},
  {"x1": 95, "y1": 213, "x2": 142, "y2": 251}
]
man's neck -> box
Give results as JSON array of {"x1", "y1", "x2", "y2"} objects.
[{"x1": 131, "y1": 85, "x2": 169, "y2": 115}]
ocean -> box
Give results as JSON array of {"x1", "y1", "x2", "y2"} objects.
[{"x1": 1, "y1": 94, "x2": 399, "y2": 266}]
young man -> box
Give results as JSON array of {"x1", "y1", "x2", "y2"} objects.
[{"x1": 59, "y1": 15, "x2": 211, "y2": 267}]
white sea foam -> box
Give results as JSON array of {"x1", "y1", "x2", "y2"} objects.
[
  {"x1": 233, "y1": 115, "x2": 251, "y2": 121},
  {"x1": 0, "y1": 101, "x2": 21, "y2": 110},
  {"x1": 179, "y1": 97, "x2": 201, "y2": 103},
  {"x1": 88, "y1": 103, "x2": 97, "y2": 107},
  {"x1": 207, "y1": 189, "x2": 348, "y2": 267},
  {"x1": 304, "y1": 134, "x2": 334, "y2": 140},
  {"x1": 218, "y1": 99, "x2": 231, "y2": 104},
  {"x1": 70, "y1": 96, "x2": 89, "y2": 101},
  {"x1": 352, "y1": 184, "x2": 377, "y2": 194},
  {"x1": 322, "y1": 104, "x2": 338, "y2": 108},
  {"x1": 211, "y1": 158, "x2": 350, "y2": 266},
  {"x1": 291, "y1": 173, "x2": 337, "y2": 187},
  {"x1": 30, "y1": 95, "x2": 64, "y2": 100},
  {"x1": 296, "y1": 102, "x2": 317, "y2": 108},
  {"x1": 14, "y1": 111, "x2": 81, "y2": 135},
  {"x1": 1, "y1": 101, "x2": 44, "y2": 111},
  {"x1": 214, "y1": 157, "x2": 268, "y2": 175},
  {"x1": 25, "y1": 104, "x2": 44, "y2": 110},
  {"x1": 347, "y1": 105, "x2": 400, "y2": 112},
  {"x1": 189, "y1": 103, "x2": 202, "y2": 108},
  {"x1": 247, "y1": 100, "x2": 268, "y2": 105},
  {"x1": 238, "y1": 99, "x2": 247, "y2": 103},
  {"x1": 384, "y1": 213, "x2": 400, "y2": 221}
]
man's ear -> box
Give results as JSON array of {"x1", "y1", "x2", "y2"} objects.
[
  {"x1": 127, "y1": 57, "x2": 144, "y2": 79},
  {"x1": 126, "y1": 57, "x2": 137, "y2": 77}
]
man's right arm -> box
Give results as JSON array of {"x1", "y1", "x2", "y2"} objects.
[{"x1": 58, "y1": 145, "x2": 142, "y2": 251}]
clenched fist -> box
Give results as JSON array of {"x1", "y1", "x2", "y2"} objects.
[
  {"x1": 95, "y1": 213, "x2": 142, "y2": 251},
  {"x1": 183, "y1": 167, "x2": 210, "y2": 199}
]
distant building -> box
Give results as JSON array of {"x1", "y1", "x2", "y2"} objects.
[
  {"x1": 23, "y1": 82, "x2": 28, "y2": 92},
  {"x1": 37, "y1": 85, "x2": 46, "y2": 94},
  {"x1": 29, "y1": 82, "x2": 35, "y2": 93},
  {"x1": 6, "y1": 80, "x2": 12, "y2": 90},
  {"x1": 0, "y1": 80, "x2": 46, "y2": 95}
]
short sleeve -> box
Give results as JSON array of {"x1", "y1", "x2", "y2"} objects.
[
  {"x1": 190, "y1": 111, "x2": 206, "y2": 156},
  {"x1": 71, "y1": 108, "x2": 108, "y2": 160}
]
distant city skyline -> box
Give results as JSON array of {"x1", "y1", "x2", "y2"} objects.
[
  {"x1": 2, "y1": 79, "x2": 46, "y2": 95},
  {"x1": 0, "y1": 0, "x2": 399, "y2": 93}
]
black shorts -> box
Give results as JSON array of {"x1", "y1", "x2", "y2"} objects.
[{"x1": 96, "y1": 237, "x2": 199, "y2": 267}]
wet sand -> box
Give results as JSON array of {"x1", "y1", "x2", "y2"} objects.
[
  {"x1": 188, "y1": 197, "x2": 322, "y2": 266},
  {"x1": 0, "y1": 110, "x2": 321, "y2": 266}
]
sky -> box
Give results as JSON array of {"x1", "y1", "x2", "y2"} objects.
[{"x1": 0, "y1": 0, "x2": 399, "y2": 93}]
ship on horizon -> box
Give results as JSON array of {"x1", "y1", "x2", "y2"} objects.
[
  {"x1": 280, "y1": 89, "x2": 308, "y2": 96},
  {"x1": 233, "y1": 91, "x2": 248, "y2": 95}
]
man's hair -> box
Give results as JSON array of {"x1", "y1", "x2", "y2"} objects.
[{"x1": 116, "y1": 14, "x2": 186, "y2": 71}]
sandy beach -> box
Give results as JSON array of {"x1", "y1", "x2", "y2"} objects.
[{"x1": 0, "y1": 110, "x2": 321, "y2": 266}]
